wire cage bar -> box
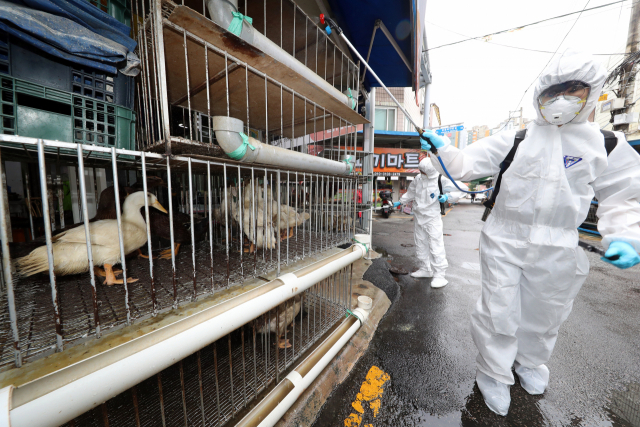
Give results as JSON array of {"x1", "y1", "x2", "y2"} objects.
[
  {"x1": 62, "y1": 267, "x2": 351, "y2": 427},
  {"x1": 0, "y1": 136, "x2": 360, "y2": 370}
]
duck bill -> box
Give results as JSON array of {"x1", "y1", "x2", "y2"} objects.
[{"x1": 152, "y1": 201, "x2": 168, "y2": 214}]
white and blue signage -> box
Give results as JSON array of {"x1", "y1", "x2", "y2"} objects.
[{"x1": 435, "y1": 125, "x2": 464, "y2": 135}]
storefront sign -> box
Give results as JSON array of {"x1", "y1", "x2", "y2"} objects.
[
  {"x1": 308, "y1": 145, "x2": 427, "y2": 176},
  {"x1": 372, "y1": 148, "x2": 427, "y2": 175}
]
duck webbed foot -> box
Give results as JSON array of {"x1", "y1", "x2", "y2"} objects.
[
  {"x1": 277, "y1": 336, "x2": 292, "y2": 349},
  {"x1": 102, "y1": 264, "x2": 139, "y2": 286},
  {"x1": 94, "y1": 266, "x2": 122, "y2": 277},
  {"x1": 159, "y1": 243, "x2": 181, "y2": 260},
  {"x1": 137, "y1": 248, "x2": 150, "y2": 259}
]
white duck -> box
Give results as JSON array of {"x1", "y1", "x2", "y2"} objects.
[
  {"x1": 15, "y1": 191, "x2": 167, "y2": 286},
  {"x1": 252, "y1": 185, "x2": 310, "y2": 240},
  {"x1": 241, "y1": 206, "x2": 277, "y2": 252},
  {"x1": 258, "y1": 296, "x2": 302, "y2": 348}
]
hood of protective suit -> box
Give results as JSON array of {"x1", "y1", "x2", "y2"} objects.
[
  {"x1": 419, "y1": 158, "x2": 439, "y2": 178},
  {"x1": 533, "y1": 49, "x2": 606, "y2": 126}
]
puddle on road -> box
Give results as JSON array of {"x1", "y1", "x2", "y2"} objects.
[
  {"x1": 411, "y1": 411, "x2": 460, "y2": 426},
  {"x1": 373, "y1": 247, "x2": 390, "y2": 258},
  {"x1": 609, "y1": 383, "x2": 640, "y2": 427}
]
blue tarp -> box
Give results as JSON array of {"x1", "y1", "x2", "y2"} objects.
[
  {"x1": 0, "y1": 0, "x2": 137, "y2": 74},
  {"x1": 326, "y1": 0, "x2": 415, "y2": 90}
]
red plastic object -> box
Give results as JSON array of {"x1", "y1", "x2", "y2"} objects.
[{"x1": 319, "y1": 13, "x2": 325, "y2": 24}]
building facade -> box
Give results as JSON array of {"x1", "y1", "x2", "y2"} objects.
[{"x1": 374, "y1": 87, "x2": 425, "y2": 132}]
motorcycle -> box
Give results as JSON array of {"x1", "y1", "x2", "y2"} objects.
[{"x1": 378, "y1": 190, "x2": 395, "y2": 218}]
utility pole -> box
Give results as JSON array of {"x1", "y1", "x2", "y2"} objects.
[
  {"x1": 518, "y1": 107, "x2": 523, "y2": 129},
  {"x1": 614, "y1": 0, "x2": 640, "y2": 133},
  {"x1": 508, "y1": 108, "x2": 523, "y2": 130}
]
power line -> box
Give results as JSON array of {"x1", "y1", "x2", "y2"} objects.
[
  {"x1": 511, "y1": 0, "x2": 593, "y2": 118},
  {"x1": 426, "y1": 20, "x2": 628, "y2": 56},
  {"x1": 426, "y1": 0, "x2": 630, "y2": 52},
  {"x1": 523, "y1": 1, "x2": 634, "y2": 31}
]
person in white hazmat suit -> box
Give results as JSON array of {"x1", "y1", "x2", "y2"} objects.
[
  {"x1": 395, "y1": 158, "x2": 465, "y2": 288},
  {"x1": 420, "y1": 50, "x2": 640, "y2": 416}
]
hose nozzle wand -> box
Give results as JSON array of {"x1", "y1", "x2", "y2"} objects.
[{"x1": 578, "y1": 240, "x2": 622, "y2": 262}]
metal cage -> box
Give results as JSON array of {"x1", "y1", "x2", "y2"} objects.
[
  {"x1": 0, "y1": 136, "x2": 360, "y2": 371},
  {"x1": 62, "y1": 267, "x2": 351, "y2": 426},
  {"x1": 132, "y1": 0, "x2": 366, "y2": 160}
]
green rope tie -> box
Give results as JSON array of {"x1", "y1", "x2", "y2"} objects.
[
  {"x1": 342, "y1": 155, "x2": 354, "y2": 174},
  {"x1": 353, "y1": 237, "x2": 369, "y2": 255},
  {"x1": 228, "y1": 11, "x2": 253, "y2": 36},
  {"x1": 346, "y1": 308, "x2": 363, "y2": 326},
  {"x1": 347, "y1": 88, "x2": 356, "y2": 110},
  {"x1": 226, "y1": 132, "x2": 255, "y2": 160}
]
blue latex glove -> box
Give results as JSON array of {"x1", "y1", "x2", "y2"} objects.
[
  {"x1": 601, "y1": 241, "x2": 640, "y2": 269},
  {"x1": 393, "y1": 201, "x2": 402, "y2": 208},
  {"x1": 438, "y1": 194, "x2": 449, "y2": 203},
  {"x1": 420, "y1": 129, "x2": 447, "y2": 151}
]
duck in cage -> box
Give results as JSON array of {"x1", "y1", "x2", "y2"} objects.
[
  {"x1": 14, "y1": 191, "x2": 167, "y2": 286},
  {"x1": 258, "y1": 295, "x2": 303, "y2": 349},
  {"x1": 214, "y1": 179, "x2": 311, "y2": 253}
]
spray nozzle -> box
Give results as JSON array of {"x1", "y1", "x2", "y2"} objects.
[{"x1": 319, "y1": 14, "x2": 342, "y2": 35}]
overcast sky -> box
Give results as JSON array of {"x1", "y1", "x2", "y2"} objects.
[{"x1": 424, "y1": 0, "x2": 632, "y2": 129}]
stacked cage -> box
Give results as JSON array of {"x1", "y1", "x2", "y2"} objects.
[{"x1": 0, "y1": 0, "x2": 371, "y2": 425}]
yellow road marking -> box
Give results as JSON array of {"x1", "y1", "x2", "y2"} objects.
[{"x1": 344, "y1": 366, "x2": 390, "y2": 427}]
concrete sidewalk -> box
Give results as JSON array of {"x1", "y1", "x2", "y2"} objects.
[{"x1": 312, "y1": 200, "x2": 640, "y2": 426}]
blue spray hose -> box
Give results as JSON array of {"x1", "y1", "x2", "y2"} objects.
[{"x1": 433, "y1": 153, "x2": 494, "y2": 195}]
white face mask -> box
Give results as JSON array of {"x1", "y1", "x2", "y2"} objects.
[{"x1": 540, "y1": 96, "x2": 584, "y2": 125}]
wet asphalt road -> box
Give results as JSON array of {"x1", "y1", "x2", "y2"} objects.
[{"x1": 313, "y1": 200, "x2": 640, "y2": 427}]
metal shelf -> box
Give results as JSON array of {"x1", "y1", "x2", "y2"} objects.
[{"x1": 159, "y1": 2, "x2": 367, "y2": 140}]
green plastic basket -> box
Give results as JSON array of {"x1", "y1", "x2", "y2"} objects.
[{"x1": 0, "y1": 75, "x2": 136, "y2": 156}]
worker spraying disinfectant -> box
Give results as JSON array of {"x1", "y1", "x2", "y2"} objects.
[
  {"x1": 320, "y1": 16, "x2": 640, "y2": 417},
  {"x1": 393, "y1": 159, "x2": 466, "y2": 288},
  {"x1": 420, "y1": 50, "x2": 640, "y2": 416}
]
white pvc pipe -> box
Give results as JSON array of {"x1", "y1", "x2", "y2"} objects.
[
  {"x1": 9, "y1": 244, "x2": 367, "y2": 427},
  {"x1": 212, "y1": 116, "x2": 353, "y2": 175},
  {"x1": 255, "y1": 298, "x2": 371, "y2": 427},
  {"x1": 0, "y1": 386, "x2": 12, "y2": 426},
  {"x1": 205, "y1": 0, "x2": 352, "y2": 109}
]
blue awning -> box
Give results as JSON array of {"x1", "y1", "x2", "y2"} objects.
[{"x1": 326, "y1": 0, "x2": 425, "y2": 91}]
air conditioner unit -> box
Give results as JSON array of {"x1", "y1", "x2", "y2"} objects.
[
  {"x1": 613, "y1": 113, "x2": 626, "y2": 124},
  {"x1": 626, "y1": 112, "x2": 639, "y2": 123},
  {"x1": 612, "y1": 98, "x2": 625, "y2": 110}
]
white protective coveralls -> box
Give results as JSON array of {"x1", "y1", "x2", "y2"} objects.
[
  {"x1": 400, "y1": 159, "x2": 465, "y2": 280},
  {"x1": 431, "y1": 50, "x2": 640, "y2": 407}
]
